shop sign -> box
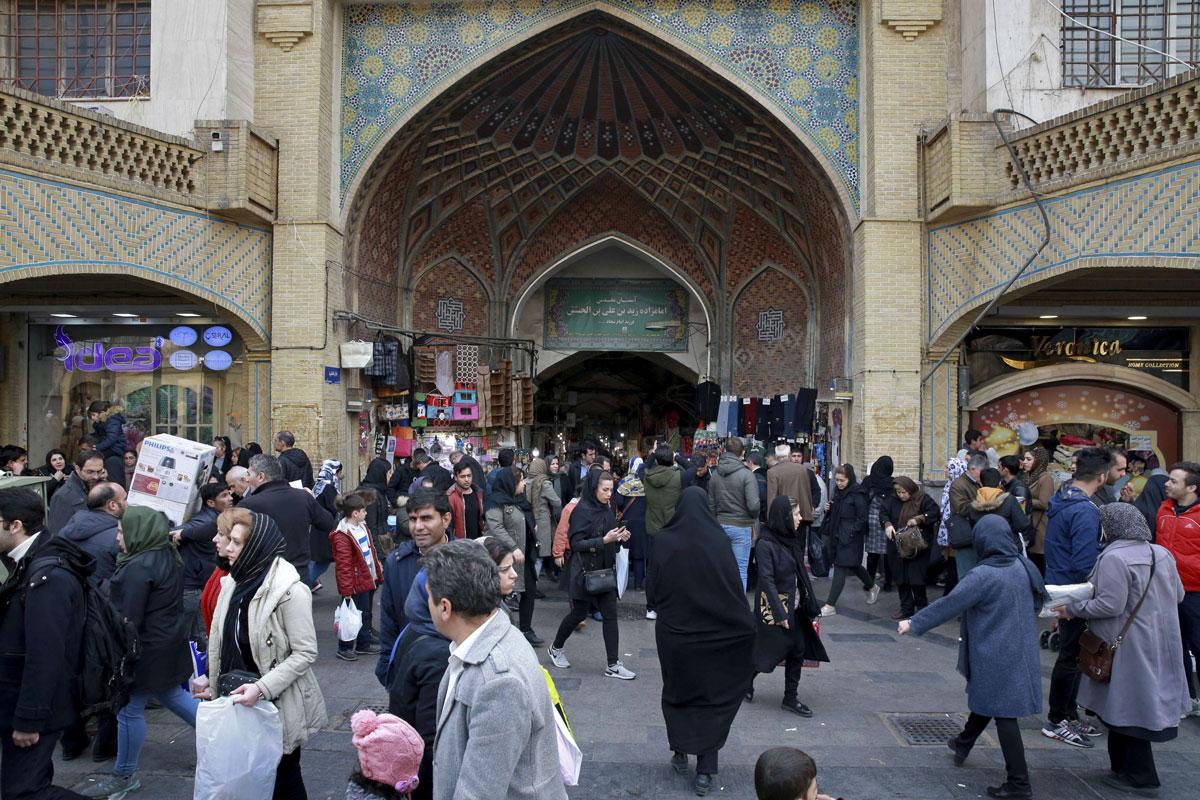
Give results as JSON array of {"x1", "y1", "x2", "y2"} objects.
[
  {"x1": 543, "y1": 279, "x2": 690, "y2": 351},
  {"x1": 55, "y1": 326, "x2": 161, "y2": 373}
]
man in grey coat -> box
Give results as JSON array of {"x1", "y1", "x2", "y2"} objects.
[
  {"x1": 707, "y1": 438, "x2": 760, "y2": 590},
  {"x1": 426, "y1": 540, "x2": 566, "y2": 800}
]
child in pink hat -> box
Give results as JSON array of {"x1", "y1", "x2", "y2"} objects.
[{"x1": 347, "y1": 709, "x2": 424, "y2": 799}]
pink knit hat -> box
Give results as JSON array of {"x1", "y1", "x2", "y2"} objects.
[{"x1": 350, "y1": 709, "x2": 424, "y2": 793}]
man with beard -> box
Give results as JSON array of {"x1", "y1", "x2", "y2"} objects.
[{"x1": 47, "y1": 452, "x2": 105, "y2": 536}]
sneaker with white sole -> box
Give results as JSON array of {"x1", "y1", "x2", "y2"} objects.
[
  {"x1": 1040, "y1": 720, "x2": 1093, "y2": 748},
  {"x1": 645, "y1": 610, "x2": 658, "y2": 620},
  {"x1": 819, "y1": 604, "x2": 837, "y2": 617},
  {"x1": 1070, "y1": 719, "x2": 1103, "y2": 737},
  {"x1": 866, "y1": 585, "x2": 881, "y2": 605},
  {"x1": 80, "y1": 773, "x2": 141, "y2": 799},
  {"x1": 605, "y1": 661, "x2": 636, "y2": 680},
  {"x1": 547, "y1": 646, "x2": 570, "y2": 669}
]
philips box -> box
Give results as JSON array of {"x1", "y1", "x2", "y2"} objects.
[{"x1": 127, "y1": 434, "x2": 216, "y2": 526}]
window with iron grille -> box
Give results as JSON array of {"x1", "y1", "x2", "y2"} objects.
[
  {"x1": 1062, "y1": 0, "x2": 1200, "y2": 88},
  {"x1": 0, "y1": 0, "x2": 150, "y2": 99}
]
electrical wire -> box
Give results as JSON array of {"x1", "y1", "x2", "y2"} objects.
[
  {"x1": 1044, "y1": 0, "x2": 1195, "y2": 70},
  {"x1": 991, "y1": 0, "x2": 1018, "y2": 112}
]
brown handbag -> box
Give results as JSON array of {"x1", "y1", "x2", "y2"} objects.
[{"x1": 1078, "y1": 544, "x2": 1156, "y2": 684}]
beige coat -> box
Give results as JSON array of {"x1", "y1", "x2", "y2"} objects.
[{"x1": 207, "y1": 557, "x2": 328, "y2": 754}]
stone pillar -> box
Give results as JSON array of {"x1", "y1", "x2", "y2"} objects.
[
  {"x1": 254, "y1": 0, "x2": 348, "y2": 462},
  {"x1": 851, "y1": 0, "x2": 947, "y2": 476}
]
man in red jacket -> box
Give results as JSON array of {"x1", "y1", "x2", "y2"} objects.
[
  {"x1": 1157, "y1": 461, "x2": 1200, "y2": 716},
  {"x1": 447, "y1": 460, "x2": 484, "y2": 539}
]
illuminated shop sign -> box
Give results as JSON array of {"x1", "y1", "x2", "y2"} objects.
[{"x1": 54, "y1": 325, "x2": 234, "y2": 373}]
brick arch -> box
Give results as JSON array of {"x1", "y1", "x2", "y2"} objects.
[
  {"x1": 505, "y1": 173, "x2": 716, "y2": 305},
  {"x1": 407, "y1": 199, "x2": 496, "y2": 287},
  {"x1": 731, "y1": 266, "x2": 813, "y2": 395},
  {"x1": 411, "y1": 259, "x2": 490, "y2": 338}
]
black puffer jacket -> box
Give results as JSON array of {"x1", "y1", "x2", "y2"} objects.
[
  {"x1": 109, "y1": 548, "x2": 192, "y2": 693},
  {"x1": 387, "y1": 628, "x2": 449, "y2": 800},
  {"x1": 824, "y1": 483, "x2": 869, "y2": 568},
  {"x1": 0, "y1": 534, "x2": 94, "y2": 733},
  {"x1": 278, "y1": 448, "x2": 315, "y2": 489},
  {"x1": 58, "y1": 509, "x2": 120, "y2": 581}
]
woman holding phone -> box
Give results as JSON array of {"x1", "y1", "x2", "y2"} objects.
[{"x1": 548, "y1": 467, "x2": 636, "y2": 680}]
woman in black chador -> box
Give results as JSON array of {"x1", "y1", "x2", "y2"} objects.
[
  {"x1": 649, "y1": 487, "x2": 755, "y2": 797},
  {"x1": 750, "y1": 495, "x2": 830, "y2": 717}
]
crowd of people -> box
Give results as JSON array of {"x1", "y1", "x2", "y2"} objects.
[{"x1": 3, "y1": 420, "x2": 1200, "y2": 800}]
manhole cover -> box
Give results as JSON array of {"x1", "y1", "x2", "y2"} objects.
[
  {"x1": 883, "y1": 713, "x2": 980, "y2": 746},
  {"x1": 336, "y1": 701, "x2": 389, "y2": 731}
]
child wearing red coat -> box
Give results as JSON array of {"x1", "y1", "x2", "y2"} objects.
[{"x1": 331, "y1": 492, "x2": 384, "y2": 661}]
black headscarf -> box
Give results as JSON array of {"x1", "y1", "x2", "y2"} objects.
[
  {"x1": 362, "y1": 457, "x2": 391, "y2": 489},
  {"x1": 866, "y1": 456, "x2": 894, "y2": 496},
  {"x1": 974, "y1": 515, "x2": 1048, "y2": 608},
  {"x1": 236, "y1": 442, "x2": 263, "y2": 468},
  {"x1": 567, "y1": 466, "x2": 615, "y2": 537},
  {"x1": 1133, "y1": 473, "x2": 1169, "y2": 536},
  {"x1": 650, "y1": 486, "x2": 755, "y2": 754},
  {"x1": 485, "y1": 467, "x2": 522, "y2": 511},
  {"x1": 220, "y1": 511, "x2": 286, "y2": 675},
  {"x1": 761, "y1": 495, "x2": 820, "y2": 620}
]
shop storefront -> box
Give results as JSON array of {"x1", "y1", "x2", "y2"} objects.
[
  {"x1": 967, "y1": 326, "x2": 1188, "y2": 495},
  {"x1": 27, "y1": 317, "x2": 247, "y2": 463}
]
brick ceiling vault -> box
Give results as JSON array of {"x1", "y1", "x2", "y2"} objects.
[{"x1": 347, "y1": 13, "x2": 849, "y2": 361}]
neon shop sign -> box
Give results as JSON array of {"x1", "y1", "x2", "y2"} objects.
[{"x1": 55, "y1": 325, "x2": 162, "y2": 373}]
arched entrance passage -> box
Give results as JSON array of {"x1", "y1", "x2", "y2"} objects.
[
  {"x1": 344, "y1": 12, "x2": 851, "y2": 395},
  {"x1": 534, "y1": 350, "x2": 698, "y2": 454}
]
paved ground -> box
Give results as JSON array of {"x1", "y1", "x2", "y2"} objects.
[{"x1": 57, "y1": 575, "x2": 1200, "y2": 799}]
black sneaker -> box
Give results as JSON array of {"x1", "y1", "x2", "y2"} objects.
[
  {"x1": 948, "y1": 736, "x2": 968, "y2": 767},
  {"x1": 693, "y1": 773, "x2": 713, "y2": 797},
  {"x1": 985, "y1": 783, "x2": 1032, "y2": 799},
  {"x1": 336, "y1": 649, "x2": 358, "y2": 662},
  {"x1": 781, "y1": 698, "x2": 813, "y2": 717},
  {"x1": 522, "y1": 629, "x2": 545, "y2": 646},
  {"x1": 670, "y1": 752, "x2": 688, "y2": 775}
]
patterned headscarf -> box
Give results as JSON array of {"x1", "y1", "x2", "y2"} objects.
[
  {"x1": 313, "y1": 458, "x2": 342, "y2": 498},
  {"x1": 938, "y1": 454, "x2": 968, "y2": 547},
  {"x1": 1099, "y1": 501, "x2": 1154, "y2": 543},
  {"x1": 1023, "y1": 445, "x2": 1049, "y2": 486}
]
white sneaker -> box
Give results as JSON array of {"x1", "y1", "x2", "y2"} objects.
[
  {"x1": 1040, "y1": 720, "x2": 1093, "y2": 748},
  {"x1": 605, "y1": 660, "x2": 637, "y2": 680},
  {"x1": 819, "y1": 604, "x2": 837, "y2": 617},
  {"x1": 866, "y1": 585, "x2": 880, "y2": 605},
  {"x1": 645, "y1": 610, "x2": 658, "y2": 620},
  {"x1": 547, "y1": 646, "x2": 570, "y2": 669}
]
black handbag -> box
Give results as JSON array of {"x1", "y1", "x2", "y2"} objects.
[
  {"x1": 217, "y1": 669, "x2": 261, "y2": 697},
  {"x1": 946, "y1": 515, "x2": 974, "y2": 549},
  {"x1": 583, "y1": 567, "x2": 617, "y2": 595}
]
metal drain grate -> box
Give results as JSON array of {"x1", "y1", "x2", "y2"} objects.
[
  {"x1": 336, "y1": 702, "x2": 389, "y2": 731},
  {"x1": 883, "y1": 713, "x2": 970, "y2": 746}
]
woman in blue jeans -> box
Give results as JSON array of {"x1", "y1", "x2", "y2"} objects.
[{"x1": 82, "y1": 507, "x2": 198, "y2": 799}]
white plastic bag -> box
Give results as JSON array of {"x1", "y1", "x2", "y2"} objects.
[
  {"x1": 553, "y1": 705, "x2": 582, "y2": 785},
  {"x1": 1040, "y1": 582, "x2": 1094, "y2": 618},
  {"x1": 194, "y1": 696, "x2": 283, "y2": 800},
  {"x1": 335, "y1": 597, "x2": 363, "y2": 642},
  {"x1": 615, "y1": 547, "x2": 629, "y2": 598}
]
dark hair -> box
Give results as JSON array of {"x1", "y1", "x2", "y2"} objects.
[
  {"x1": 0, "y1": 445, "x2": 27, "y2": 468},
  {"x1": 724, "y1": 437, "x2": 744, "y2": 457},
  {"x1": 748, "y1": 451, "x2": 763, "y2": 467},
  {"x1": 1107, "y1": 447, "x2": 1127, "y2": 464},
  {"x1": 422, "y1": 539, "x2": 501, "y2": 617},
  {"x1": 407, "y1": 487, "x2": 450, "y2": 515},
  {"x1": 81, "y1": 434, "x2": 102, "y2": 447},
  {"x1": 87, "y1": 401, "x2": 111, "y2": 415},
  {"x1": 965, "y1": 428, "x2": 984, "y2": 445},
  {"x1": 453, "y1": 459, "x2": 473, "y2": 476},
  {"x1": 199, "y1": 482, "x2": 228, "y2": 506},
  {"x1": 86, "y1": 482, "x2": 124, "y2": 511},
  {"x1": 0, "y1": 487, "x2": 44, "y2": 532},
  {"x1": 654, "y1": 445, "x2": 674, "y2": 467},
  {"x1": 835, "y1": 463, "x2": 856, "y2": 483},
  {"x1": 498, "y1": 448, "x2": 515, "y2": 467},
  {"x1": 412, "y1": 447, "x2": 427, "y2": 459},
  {"x1": 754, "y1": 747, "x2": 817, "y2": 800},
  {"x1": 412, "y1": 453, "x2": 432, "y2": 468},
  {"x1": 999, "y1": 455, "x2": 1021, "y2": 476},
  {"x1": 483, "y1": 536, "x2": 514, "y2": 565},
  {"x1": 336, "y1": 492, "x2": 368, "y2": 516},
  {"x1": 1074, "y1": 447, "x2": 1112, "y2": 482},
  {"x1": 274, "y1": 431, "x2": 295, "y2": 447},
  {"x1": 43, "y1": 449, "x2": 68, "y2": 469},
  {"x1": 75, "y1": 450, "x2": 105, "y2": 470},
  {"x1": 980, "y1": 467, "x2": 1002, "y2": 488},
  {"x1": 1170, "y1": 462, "x2": 1200, "y2": 495}
]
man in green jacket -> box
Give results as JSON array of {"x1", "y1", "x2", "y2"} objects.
[{"x1": 643, "y1": 445, "x2": 683, "y2": 620}]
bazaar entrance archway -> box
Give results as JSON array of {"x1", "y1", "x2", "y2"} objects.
[{"x1": 344, "y1": 11, "x2": 852, "y2": 448}]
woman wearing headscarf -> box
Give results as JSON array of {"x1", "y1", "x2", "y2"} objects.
[
  {"x1": 649, "y1": 487, "x2": 755, "y2": 796},
  {"x1": 308, "y1": 458, "x2": 342, "y2": 590},
  {"x1": 548, "y1": 467, "x2": 635, "y2": 680},
  {"x1": 1133, "y1": 473, "x2": 1170, "y2": 538},
  {"x1": 1052, "y1": 503, "x2": 1189, "y2": 796},
  {"x1": 527, "y1": 457, "x2": 563, "y2": 583},
  {"x1": 486, "y1": 467, "x2": 543, "y2": 644},
  {"x1": 617, "y1": 457, "x2": 648, "y2": 591},
  {"x1": 1020, "y1": 445, "x2": 1053, "y2": 574},
  {"x1": 85, "y1": 507, "x2": 197, "y2": 799},
  {"x1": 864, "y1": 456, "x2": 895, "y2": 590},
  {"x1": 882, "y1": 476, "x2": 941, "y2": 620},
  {"x1": 356, "y1": 457, "x2": 393, "y2": 550},
  {"x1": 751, "y1": 496, "x2": 828, "y2": 719},
  {"x1": 901, "y1": 516, "x2": 1047, "y2": 800},
  {"x1": 235, "y1": 441, "x2": 263, "y2": 469},
  {"x1": 204, "y1": 507, "x2": 327, "y2": 799},
  {"x1": 821, "y1": 464, "x2": 877, "y2": 615}
]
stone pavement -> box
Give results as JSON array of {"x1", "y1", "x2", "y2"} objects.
[{"x1": 57, "y1": 576, "x2": 1200, "y2": 799}]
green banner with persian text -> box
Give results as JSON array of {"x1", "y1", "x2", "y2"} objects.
[{"x1": 543, "y1": 279, "x2": 690, "y2": 351}]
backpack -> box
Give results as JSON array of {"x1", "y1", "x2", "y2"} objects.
[{"x1": 28, "y1": 558, "x2": 140, "y2": 717}]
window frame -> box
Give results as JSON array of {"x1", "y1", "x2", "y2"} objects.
[{"x1": 1061, "y1": 0, "x2": 1200, "y2": 89}]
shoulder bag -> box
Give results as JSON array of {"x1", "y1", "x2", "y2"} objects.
[
  {"x1": 896, "y1": 525, "x2": 929, "y2": 559},
  {"x1": 1078, "y1": 544, "x2": 1156, "y2": 684}
]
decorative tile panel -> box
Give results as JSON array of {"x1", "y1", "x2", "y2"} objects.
[{"x1": 341, "y1": 0, "x2": 859, "y2": 209}]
